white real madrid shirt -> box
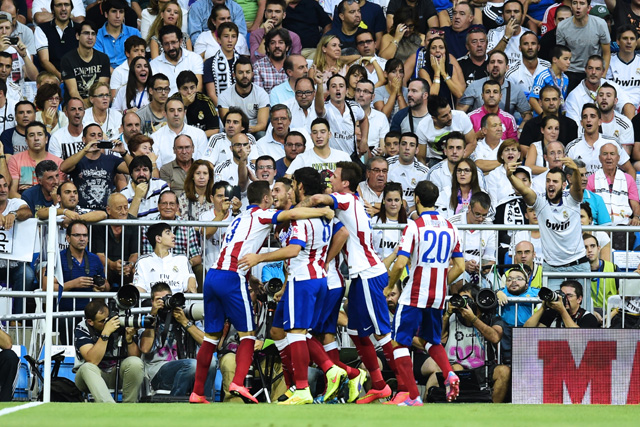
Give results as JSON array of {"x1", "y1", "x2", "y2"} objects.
[
  {"x1": 387, "y1": 155, "x2": 429, "y2": 209},
  {"x1": 133, "y1": 252, "x2": 195, "y2": 294}
]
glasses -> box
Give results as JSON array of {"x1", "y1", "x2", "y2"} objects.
[
  {"x1": 47, "y1": 96, "x2": 61, "y2": 102},
  {"x1": 429, "y1": 29, "x2": 445, "y2": 36},
  {"x1": 295, "y1": 90, "x2": 314, "y2": 97},
  {"x1": 456, "y1": 168, "x2": 472, "y2": 174},
  {"x1": 80, "y1": 31, "x2": 96, "y2": 36},
  {"x1": 357, "y1": 39, "x2": 374, "y2": 46},
  {"x1": 232, "y1": 143, "x2": 250, "y2": 148},
  {"x1": 370, "y1": 168, "x2": 388, "y2": 174},
  {"x1": 471, "y1": 210, "x2": 488, "y2": 219},
  {"x1": 70, "y1": 233, "x2": 88, "y2": 238},
  {"x1": 507, "y1": 277, "x2": 526, "y2": 283},
  {"x1": 285, "y1": 143, "x2": 304, "y2": 148},
  {"x1": 355, "y1": 88, "x2": 373, "y2": 95},
  {"x1": 92, "y1": 93, "x2": 110, "y2": 98},
  {"x1": 153, "y1": 86, "x2": 171, "y2": 93},
  {"x1": 257, "y1": 165, "x2": 274, "y2": 170}
]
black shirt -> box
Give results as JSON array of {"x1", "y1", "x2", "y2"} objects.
[
  {"x1": 90, "y1": 213, "x2": 140, "y2": 264},
  {"x1": 539, "y1": 307, "x2": 601, "y2": 328},
  {"x1": 387, "y1": 0, "x2": 437, "y2": 35},
  {"x1": 538, "y1": 29, "x2": 557, "y2": 63},
  {"x1": 186, "y1": 93, "x2": 219, "y2": 133},
  {"x1": 283, "y1": 0, "x2": 332, "y2": 49},
  {"x1": 519, "y1": 113, "x2": 578, "y2": 147},
  {"x1": 442, "y1": 26, "x2": 470, "y2": 60},
  {"x1": 457, "y1": 54, "x2": 489, "y2": 86},
  {"x1": 60, "y1": 49, "x2": 111, "y2": 103}
]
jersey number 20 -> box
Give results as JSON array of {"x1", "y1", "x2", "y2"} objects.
[{"x1": 421, "y1": 230, "x2": 451, "y2": 264}]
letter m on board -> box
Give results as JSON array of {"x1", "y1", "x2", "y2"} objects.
[{"x1": 538, "y1": 340, "x2": 616, "y2": 404}]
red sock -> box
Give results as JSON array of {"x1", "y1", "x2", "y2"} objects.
[
  {"x1": 327, "y1": 348, "x2": 359, "y2": 380},
  {"x1": 278, "y1": 344, "x2": 294, "y2": 388},
  {"x1": 394, "y1": 347, "x2": 419, "y2": 399},
  {"x1": 306, "y1": 336, "x2": 334, "y2": 372},
  {"x1": 193, "y1": 339, "x2": 217, "y2": 396},
  {"x1": 288, "y1": 334, "x2": 310, "y2": 389},
  {"x1": 381, "y1": 341, "x2": 407, "y2": 392},
  {"x1": 428, "y1": 344, "x2": 452, "y2": 378},
  {"x1": 232, "y1": 337, "x2": 256, "y2": 386},
  {"x1": 351, "y1": 335, "x2": 386, "y2": 390}
]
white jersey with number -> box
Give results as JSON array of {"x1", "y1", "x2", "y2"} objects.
[
  {"x1": 397, "y1": 211, "x2": 462, "y2": 309},
  {"x1": 133, "y1": 252, "x2": 195, "y2": 294},
  {"x1": 565, "y1": 134, "x2": 630, "y2": 176},
  {"x1": 330, "y1": 192, "x2": 386, "y2": 278},
  {"x1": 287, "y1": 217, "x2": 332, "y2": 280},
  {"x1": 606, "y1": 53, "x2": 640, "y2": 109},
  {"x1": 387, "y1": 156, "x2": 429, "y2": 209},
  {"x1": 216, "y1": 205, "x2": 281, "y2": 273}
]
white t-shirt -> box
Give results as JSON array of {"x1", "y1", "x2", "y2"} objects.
[
  {"x1": 218, "y1": 85, "x2": 270, "y2": 128},
  {"x1": 201, "y1": 132, "x2": 258, "y2": 167},
  {"x1": 531, "y1": 192, "x2": 585, "y2": 266},
  {"x1": 372, "y1": 216, "x2": 402, "y2": 261},
  {"x1": 133, "y1": 252, "x2": 194, "y2": 294},
  {"x1": 427, "y1": 159, "x2": 488, "y2": 193},
  {"x1": 505, "y1": 58, "x2": 551, "y2": 97},
  {"x1": 48, "y1": 127, "x2": 84, "y2": 160},
  {"x1": 151, "y1": 124, "x2": 208, "y2": 169},
  {"x1": 448, "y1": 212, "x2": 497, "y2": 264},
  {"x1": 473, "y1": 138, "x2": 502, "y2": 162},
  {"x1": 285, "y1": 97, "x2": 317, "y2": 131},
  {"x1": 577, "y1": 112, "x2": 634, "y2": 147},
  {"x1": 565, "y1": 135, "x2": 630, "y2": 176},
  {"x1": 487, "y1": 26, "x2": 532, "y2": 66},
  {"x1": 83, "y1": 108, "x2": 123, "y2": 140},
  {"x1": 199, "y1": 208, "x2": 234, "y2": 270},
  {"x1": 416, "y1": 110, "x2": 473, "y2": 159},
  {"x1": 366, "y1": 108, "x2": 389, "y2": 149},
  {"x1": 0, "y1": 100, "x2": 16, "y2": 133},
  {"x1": 565, "y1": 78, "x2": 632, "y2": 125},
  {"x1": 607, "y1": 52, "x2": 640, "y2": 109},
  {"x1": 322, "y1": 100, "x2": 364, "y2": 155},
  {"x1": 149, "y1": 50, "x2": 204, "y2": 95},
  {"x1": 112, "y1": 87, "x2": 149, "y2": 113},
  {"x1": 140, "y1": 8, "x2": 189, "y2": 40},
  {"x1": 285, "y1": 147, "x2": 351, "y2": 175},
  {"x1": 387, "y1": 156, "x2": 429, "y2": 209},
  {"x1": 110, "y1": 61, "x2": 129, "y2": 91},
  {"x1": 193, "y1": 30, "x2": 249, "y2": 60}
]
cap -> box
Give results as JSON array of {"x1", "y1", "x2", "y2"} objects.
[
  {"x1": 0, "y1": 11, "x2": 11, "y2": 21},
  {"x1": 514, "y1": 165, "x2": 532, "y2": 181},
  {"x1": 589, "y1": 5, "x2": 610, "y2": 19}
]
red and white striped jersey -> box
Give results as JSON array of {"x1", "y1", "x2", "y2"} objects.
[
  {"x1": 287, "y1": 217, "x2": 332, "y2": 280},
  {"x1": 397, "y1": 210, "x2": 463, "y2": 309},
  {"x1": 327, "y1": 219, "x2": 346, "y2": 290},
  {"x1": 330, "y1": 192, "x2": 385, "y2": 278},
  {"x1": 216, "y1": 205, "x2": 282, "y2": 273}
]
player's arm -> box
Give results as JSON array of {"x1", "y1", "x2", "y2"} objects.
[
  {"x1": 296, "y1": 193, "x2": 335, "y2": 208},
  {"x1": 562, "y1": 157, "x2": 583, "y2": 203},
  {"x1": 325, "y1": 225, "x2": 348, "y2": 267},
  {"x1": 276, "y1": 206, "x2": 334, "y2": 222},
  {"x1": 238, "y1": 244, "x2": 302, "y2": 270},
  {"x1": 386, "y1": 253, "x2": 409, "y2": 295},
  {"x1": 506, "y1": 161, "x2": 537, "y2": 205}
]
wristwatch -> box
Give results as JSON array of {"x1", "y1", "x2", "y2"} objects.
[
  {"x1": 100, "y1": 334, "x2": 109, "y2": 342},
  {"x1": 184, "y1": 321, "x2": 194, "y2": 330}
]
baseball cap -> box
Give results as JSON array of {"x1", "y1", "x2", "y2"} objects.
[
  {"x1": 589, "y1": 5, "x2": 610, "y2": 19},
  {"x1": 0, "y1": 11, "x2": 11, "y2": 22},
  {"x1": 514, "y1": 165, "x2": 532, "y2": 181}
]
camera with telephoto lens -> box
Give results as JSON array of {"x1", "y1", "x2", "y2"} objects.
[
  {"x1": 107, "y1": 285, "x2": 155, "y2": 329},
  {"x1": 538, "y1": 287, "x2": 568, "y2": 307},
  {"x1": 265, "y1": 278, "x2": 283, "y2": 296},
  {"x1": 449, "y1": 289, "x2": 497, "y2": 313},
  {"x1": 159, "y1": 292, "x2": 186, "y2": 314},
  {"x1": 157, "y1": 292, "x2": 205, "y2": 322}
]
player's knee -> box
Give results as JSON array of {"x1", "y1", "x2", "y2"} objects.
[{"x1": 270, "y1": 327, "x2": 286, "y2": 340}]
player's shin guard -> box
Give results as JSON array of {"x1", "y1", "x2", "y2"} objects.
[
  {"x1": 288, "y1": 333, "x2": 310, "y2": 389},
  {"x1": 306, "y1": 335, "x2": 334, "y2": 372},
  {"x1": 427, "y1": 343, "x2": 453, "y2": 378},
  {"x1": 275, "y1": 338, "x2": 294, "y2": 388},
  {"x1": 193, "y1": 337, "x2": 218, "y2": 396},
  {"x1": 324, "y1": 342, "x2": 359, "y2": 380},
  {"x1": 379, "y1": 335, "x2": 407, "y2": 393},
  {"x1": 393, "y1": 347, "x2": 419, "y2": 399},
  {"x1": 232, "y1": 336, "x2": 257, "y2": 386},
  {"x1": 350, "y1": 333, "x2": 386, "y2": 390}
]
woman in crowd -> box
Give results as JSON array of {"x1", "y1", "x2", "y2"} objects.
[
  {"x1": 127, "y1": 134, "x2": 159, "y2": 178},
  {"x1": 485, "y1": 139, "x2": 522, "y2": 207},
  {"x1": 372, "y1": 182, "x2": 408, "y2": 270},
  {"x1": 311, "y1": 35, "x2": 359, "y2": 82},
  {"x1": 147, "y1": 0, "x2": 192, "y2": 59},
  {"x1": 440, "y1": 157, "x2": 483, "y2": 217},
  {"x1": 581, "y1": 202, "x2": 612, "y2": 261},
  {"x1": 34, "y1": 83, "x2": 67, "y2": 134},
  {"x1": 83, "y1": 82, "x2": 123, "y2": 141},
  {"x1": 112, "y1": 56, "x2": 152, "y2": 113},
  {"x1": 194, "y1": 5, "x2": 250, "y2": 59},
  {"x1": 379, "y1": 8, "x2": 424, "y2": 62},
  {"x1": 373, "y1": 58, "x2": 408, "y2": 121},
  {"x1": 141, "y1": 0, "x2": 188, "y2": 40},
  {"x1": 178, "y1": 160, "x2": 216, "y2": 221},
  {"x1": 417, "y1": 37, "x2": 466, "y2": 107},
  {"x1": 345, "y1": 64, "x2": 367, "y2": 100},
  {"x1": 525, "y1": 115, "x2": 561, "y2": 176}
]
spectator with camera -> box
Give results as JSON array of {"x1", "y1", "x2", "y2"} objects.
[
  {"x1": 45, "y1": 220, "x2": 108, "y2": 344},
  {"x1": 139, "y1": 282, "x2": 217, "y2": 397},
  {"x1": 524, "y1": 280, "x2": 600, "y2": 328},
  {"x1": 133, "y1": 222, "x2": 197, "y2": 295},
  {"x1": 423, "y1": 284, "x2": 510, "y2": 403},
  {"x1": 74, "y1": 299, "x2": 144, "y2": 403}
]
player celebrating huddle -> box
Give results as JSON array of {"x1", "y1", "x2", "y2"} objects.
[
  {"x1": 190, "y1": 181, "x2": 335, "y2": 404},
  {"x1": 386, "y1": 180, "x2": 465, "y2": 406}
]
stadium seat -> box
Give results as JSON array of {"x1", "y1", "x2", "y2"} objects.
[{"x1": 37, "y1": 345, "x2": 76, "y2": 383}]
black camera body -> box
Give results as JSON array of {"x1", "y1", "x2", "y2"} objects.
[
  {"x1": 449, "y1": 289, "x2": 498, "y2": 315},
  {"x1": 265, "y1": 278, "x2": 283, "y2": 296},
  {"x1": 93, "y1": 275, "x2": 106, "y2": 287},
  {"x1": 224, "y1": 184, "x2": 242, "y2": 201},
  {"x1": 107, "y1": 285, "x2": 155, "y2": 329},
  {"x1": 539, "y1": 287, "x2": 568, "y2": 307}
]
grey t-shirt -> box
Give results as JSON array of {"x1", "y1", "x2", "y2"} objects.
[
  {"x1": 556, "y1": 16, "x2": 610, "y2": 73},
  {"x1": 374, "y1": 86, "x2": 408, "y2": 122},
  {"x1": 218, "y1": 84, "x2": 271, "y2": 127},
  {"x1": 458, "y1": 77, "x2": 531, "y2": 115},
  {"x1": 136, "y1": 105, "x2": 167, "y2": 130}
]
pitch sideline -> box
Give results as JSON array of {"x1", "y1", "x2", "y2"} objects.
[{"x1": 0, "y1": 402, "x2": 44, "y2": 417}]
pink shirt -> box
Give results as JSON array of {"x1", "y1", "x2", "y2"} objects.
[
  {"x1": 8, "y1": 151, "x2": 64, "y2": 191},
  {"x1": 468, "y1": 106, "x2": 519, "y2": 141},
  {"x1": 587, "y1": 171, "x2": 640, "y2": 202}
]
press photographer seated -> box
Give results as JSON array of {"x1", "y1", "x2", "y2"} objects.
[
  {"x1": 73, "y1": 299, "x2": 144, "y2": 403},
  {"x1": 140, "y1": 282, "x2": 217, "y2": 398},
  {"x1": 523, "y1": 280, "x2": 600, "y2": 328}
]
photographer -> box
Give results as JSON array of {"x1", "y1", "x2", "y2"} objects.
[
  {"x1": 423, "y1": 284, "x2": 510, "y2": 403},
  {"x1": 43, "y1": 220, "x2": 108, "y2": 345},
  {"x1": 139, "y1": 283, "x2": 217, "y2": 397},
  {"x1": 74, "y1": 300, "x2": 144, "y2": 403},
  {"x1": 524, "y1": 280, "x2": 600, "y2": 328}
]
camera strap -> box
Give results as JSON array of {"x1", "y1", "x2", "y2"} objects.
[
  {"x1": 160, "y1": 313, "x2": 175, "y2": 350},
  {"x1": 65, "y1": 249, "x2": 91, "y2": 276}
]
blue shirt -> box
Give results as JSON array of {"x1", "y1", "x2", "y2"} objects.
[
  {"x1": 94, "y1": 24, "x2": 141, "y2": 68},
  {"x1": 583, "y1": 189, "x2": 612, "y2": 226},
  {"x1": 269, "y1": 81, "x2": 295, "y2": 106},
  {"x1": 21, "y1": 184, "x2": 53, "y2": 214},
  {"x1": 59, "y1": 249, "x2": 105, "y2": 311},
  {"x1": 188, "y1": 0, "x2": 247, "y2": 44},
  {"x1": 500, "y1": 285, "x2": 540, "y2": 327}
]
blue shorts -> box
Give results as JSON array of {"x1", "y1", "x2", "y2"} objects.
[
  {"x1": 283, "y1": 277, "x2": 327, "y2": 331},
  {"x1": 347, "y1": 273, "x2": 391, "y2": 337},
  {"x1": 203, "y1": 269, "x2": 255, "y2": 333},
  {"x1": 392, "y1": 304, "x2": 443, "y2": 347},
  {"x1": 314, "y1": 286, "x2": 345, "y2": 334},
  {"x1": 272, "y1": 297, "x2": 285, "y2": 329}
]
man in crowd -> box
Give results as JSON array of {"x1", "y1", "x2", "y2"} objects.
[
  {"x1": 326, "y1": 0, "x2": 362, "y2": 51},
  {"x1": 270, "y1": 55, "x2": 307, "y2": 105},
  {"x1": 202, "y1": 108, "x2": 258, "y2": 167},
  {"x1": 119, "y1": 111, "x2": 141, "y2": 145},
  {"x1": 136, "y1": 74, "x2": 170, "y2": 129},
  {"x1": 285, "y1": 118, "x2": 350, "y2": 176},
  {"x1": 607, "y1": 25, "x2": 640, "y2": 110},
  {"x1": 257, "y1": 104, "x2": 294, "y2": 162},
  {"x1": 178, "y1": 71, "x2": 219, "y2": 138},
  {"x1": 584, "y1": 232, "x2": 619, "y2": 319},
  {"x1": 49, "y1": 97, "x2": 85, "y2": 160},
  {"x1": 468, "y1": 80, "x2": 518, "y2": 141},
  {"x1": 442, "y1": 2, "x2": 476, "y2": 59},
  {"x1": 388, "y1": 132, "x2": 429, "y2": 212},
  {"x1": 74, "y1": 299, "x2": 144, "y2": 403},
  {"x1": 282, "y1": 0, "x2": 331, "y2": 55},
  {"x1": 357, "y1": 156, "x2": 388, "y2": 215},
  {"x1": 504, "y1": 32, "x2": 549, "y2": 100},
  {"x1": 159, "y1": 135, "x2": 195, "y2": 197},
  {"x1": 594, "y1": 83, "x2": 634, "y2": 155},
  {"x1": 354, "y1": 30, "x2": 386, "y2": 85},
  {"x1": 22, "y1": 160, "x2": 59, "y2": 214},
  {"x1": 94, "y1": 0, "x2": 141, "y2": 69},
  {"x1": 189, "y1": 0, "x2": 247, "y2": 44},
  {"x1": 150, "y1": 25, "x2": 203, "y2": 95},
  {"x1": 253, "y1": 28, "x2": 290, "y2": 94},
  {"x1": 110, "y1": 36, "x2": 146, "y2": 95},
  {"x1": 120, "y1": 155, "x2": 169, "y2": 218},
  {"x1": 390, "y1": 78, "x2": 429, "y2": 134},
  {"x1": 34, "y1": 0, "x2": 79, "y2": 80},
  {"x1": 458, "y1": 27, "x2": 489, "y2": 86},
  {"x1": 487, "y1": 0, "x2": 532, "y2": 66},
  {"x1": 0, "y1": 100, "x2": 35, "y2": 155},
  {"x1": 250, "y1": 0, "x2": 302, "y2": 63},
  {"x1": 285, "y1": 77, "x2": 317, "y2": 130},
  {"x1": 356, "y1": 79, "x2": 388, "y2": 152},
  {"x1": 520, "y1": 85, "x2": 578, "y2": 150},
  {"x1": 275, "y1": 131, "x2": 305, "y2": 179}
]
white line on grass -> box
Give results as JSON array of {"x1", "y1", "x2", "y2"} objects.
[{"x1": 0, "y1": 402, "x2": 44, "y2": 417}]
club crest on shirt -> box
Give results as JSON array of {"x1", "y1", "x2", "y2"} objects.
[
  {"x1": 198, "y1": 111, "x2": 204, "y2": 120},
  {"x1": 563, "y1": 211, "x2": 569, "y2": 219},
  {"x1": 173, "y1": 266, "x2": 179, "y2": 272}
]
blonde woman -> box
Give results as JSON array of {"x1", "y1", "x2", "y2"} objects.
[
  {"x1": 310, "y1": 35, "x2": 360, "y2": 83},
  {"x1": 147, "y1": 0, "x2": 192, "y2": 59}
]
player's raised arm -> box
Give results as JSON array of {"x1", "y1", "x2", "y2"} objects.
[{"x1": 297, "y1": 193, "x2": 335, "y2": 208}]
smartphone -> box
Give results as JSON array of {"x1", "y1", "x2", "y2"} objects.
[
  {"x1": 224, "y1": 184, "x2": 242, "y2": 201},
  {"x1": 97, "y1": 140, "x2": 113, "y2": 149},
  {"x1": 8, "y1": 36, "x2": 18, "y2": 45}
]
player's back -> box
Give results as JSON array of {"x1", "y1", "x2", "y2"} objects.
[
  {"x1": 399, "y1": 211, "x2": 462, "y2": 309},
  {"x1": 330, "y1": 192, "x2": 384, "y2": 276},
  {"x1": 216, "y1": 205, "x2": 281, "y2": 272},
  {"x1": 287, "y1": 217, "x2": 333, "y2": 280}
]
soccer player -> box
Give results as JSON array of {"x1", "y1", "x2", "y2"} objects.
[
  {"x1": 190, "y1": 181, "x2": 335, "y2": 404},
  {"x1": 299, "y1": 161, "x2": 404, "y2": 404},
  {"x1": 386, "y1": 180, "x2": 465, "y2": 406}
]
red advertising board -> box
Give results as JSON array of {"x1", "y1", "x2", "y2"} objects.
[{"x1": 512, "y1": 328, "x2": 640, "y2": 404}]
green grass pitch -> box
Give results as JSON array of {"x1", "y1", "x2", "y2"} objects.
[{"x1": 1, "y1": 402, "x2": 639, "y2": 427}]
